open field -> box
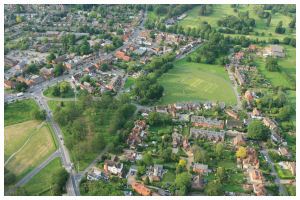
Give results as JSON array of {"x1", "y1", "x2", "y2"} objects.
[
  {"x1": 4, "y1": 120, "x2": 57, "y2": 181},
  {"x1": 158, "y1": 59, "x2": 237, "y2": 105},
  {"x1": 22, "y1": 158, "x2": 63, "y2": 196},
  {"x1": 178, "y1": 5, "x2": 294, "y2": 40},
  {"x1": 255, "y1": 45, "x2": 296, "y2": 89},
  {"x1": 4, "y1": 99, "x2": 39, "y2": 126}
]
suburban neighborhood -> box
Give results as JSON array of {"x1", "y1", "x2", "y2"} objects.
[{"x1": 3, "y1": 3, "x2": 296, "y2": 197}]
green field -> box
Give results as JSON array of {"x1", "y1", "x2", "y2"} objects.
[
  {"x1": 22, "y1": 158, "x2": 63, "y2": 196},
  {"x1": 4, "y1": 99, "x2": 39, "y2": 126},
  {"x1": 158, "y1": 59, "x2": 237, "y2": 105},
  {"x1": 4, "y1": 120, "x2": 57, "y2": 181},
  {"x1": 178, "y1": 5, "x2": 295, "y2": 40},
  {"x1": 256, "y1": 45, "x2": 296, "y2": 89},
  {"x1": 275, "y1": 164, "x2": 295, "y2": 179}
]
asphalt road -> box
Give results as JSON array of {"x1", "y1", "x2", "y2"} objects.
[{"x1": 15, "y1": 150, "x2": 61, "y2": 187}]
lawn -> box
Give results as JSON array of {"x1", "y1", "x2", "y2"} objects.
[
  {"x1": 4, "y1": 120, "x2": 57, "y2": 181},
  {"x1": 285, "y1": 184, "x2": 296, "y2": 196},
  {"x1": 178, "y1": 5, "x2": 295, "y2": 40},
  {"x1": 158, "y1": 59, "x2": 237, "y2": 105},
  {"x1": 274, "y1": 164, "x2": 295, "y2": 179},
  {"x1": 4, "y1": 99, "x2": 39, "y2": 126},
  {"x1": 124, "y1": 77, "x2": 135, "y2": 89},
  {"x1": 43, "y1": 81, "x2": 75, "y2": 98},
  {"x1": 255, "y1": 45, "x2": 296, "y2": 89},
  {"x1": 22, "y1": 157, "x2": 64, "y2": 196}
]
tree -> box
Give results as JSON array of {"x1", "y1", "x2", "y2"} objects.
[
  {"x1": 175, "y1": 172, "x2": 191, "y2": 195},
  {"x1": 4, "y1": 167, "x2": 16, "y2": 185},
  {"x1": 54, "y1": 63, "x2": 65, "y2": 77},
  {"x1": 265, "y1": 56, "x2": 280, "y2": 72},
  {"x1": 142, "y1": 152, "x2": 153, "y2": 165},
  {"x1": 101, "y1": 63, "x2": 109, "y2": 71},
  {"x1": 51, "y1": 168, "x2": 69, "y2": 195},
  {"x1": 193, "y1": 145, "x2": 207, "y2": 163},
  {"x1": 266, "y1": 15, "x2": 271, "y2": 27},
  {"x1": 47, "y1": 53, "x2": 56, "y2": 63},
  {"x1": 32, "y1": 109, "x2": 46, "y2": 120},
  {"x1": 216, "y1": 167, "x2": 226, "y2": 182},
  {"x1": 15, "y1": 81, "x2": 28, "y2": 92},
  {"x1": 205, "y1": 179, "x2": 222, "y2": 195},
  {"x1": 16, "y1": 15, "x2": 22, "y2": 23},
  {"x1": 26, "y1": 63, "x2": 38, "y2": 74},
  {"x1": 144, "y1": 176, "x2": 150, "y2": 185},
  {"x1": 236, "y1": 146, "x2": 247, "y2": 159},
  {"x1": 277, "y1": 105, "x2": 292, "y2": 121},
  {"x1": 275, "y1": 21, "x2": 286, "y2": 34},
  {"x1": 247, "y1": 120, "x2": 270, "y2": 141},
  {"x1": 288, "y1": 17, "x2": 296, "y2": 29},
  {"x1": 215, "y1": 143, "x2": 224, "y2": 159}
]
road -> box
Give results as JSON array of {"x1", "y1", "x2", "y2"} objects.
[
  {"x1": 260, "y1": 143, "x2": 287, "y2": 196},
  {"x1": 15, "y1": 150, "x2": 61, "y2": 187}
]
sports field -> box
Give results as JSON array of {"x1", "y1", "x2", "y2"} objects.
[
  {"x1": 178, "y1": 5, "x2": 295, "y2": 40},
  {"x1": 158, "y1": 59, "x2": 237, "y2": 105},
  {"x1": 4, "y1": 120, "x2": 57, "y2": 180},
  {"x1": 22, "y1": 157, "x2": 63, "y2": 196}
]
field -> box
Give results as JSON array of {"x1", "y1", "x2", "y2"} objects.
[
  {"x1": 4, "y1": 99, "x2": 39, "y2": 126},
  {"x1": 178, "y1": 5, "x2": 295, "y2": 40},
  {"x1": 256, "y1": 45, "x2": 296, "y2": 89},
  {"x1": 4, "y1": 120, "x2": 57, "y2": 181},
  {"x1": 22, "y1": 158, "x2": 63, "y2": 196},
  {"x1": 158, "y1": 59, "x2": 237, "y2": 105}
]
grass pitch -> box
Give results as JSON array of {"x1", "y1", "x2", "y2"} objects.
[{"x1": 158, "y1": 59, "x2": 237, "y2": 105}]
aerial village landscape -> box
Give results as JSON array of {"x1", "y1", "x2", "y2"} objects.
[{"x1": 3, "y1": 4, "x2": 296, "y2": 197}]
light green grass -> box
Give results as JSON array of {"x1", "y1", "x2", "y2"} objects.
[
  {"x1": 158, "y1": 59, "x2": 237, "y2": 105},
  {"x1": 5, "y1": 121, "x2": 57, "y2": 181},
  {"x1": 275, "y1": 164, "x2": 295, "y2": 179},
  {"x1": 285, "y1": 184, "x2": 296, "y2": 196},
  {"x1": 178, "y1": 5, "x2": 295, "y2": 40},
  {"x1": 22, "y1": 157, "x2": 63, "y2": 196},
  {"x1": 4, "y1": 99, "x2": 39, "y2": 126},
  {"x1": 255, "y1": 45, "x2": 295, "y2": 89}
]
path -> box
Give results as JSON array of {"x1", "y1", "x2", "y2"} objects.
[{"x1": 15, "y1": 150, "x2": 60, "y2": 187}]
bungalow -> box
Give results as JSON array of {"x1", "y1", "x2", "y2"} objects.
[
  {"x1": 191, "y1": 116, "x2": 224, "y2": 129},
  {"x1": 190, "y1": 128, "x2": 225, "y2": 142},
  {"x1": 244, "y1": 90, "x2": 254, "y2": 103},
  {"x1": 251, "y1": 108, "x2": 262, "y2": 119},
  {"x1": 193, "y1": 163, "x2": 209, "y2": 175},
  {"x1": 232, "y1": 134, "x2": 246, "y2": 146},
  {"x1": 147, "y1": 164, "x2": 165, "y2": 182},
  {"x1": 127, "y1": 120, "x2": 147, "y2": 148},
  {"x1": 131, "y1": 182, "x2": 151, "y2": 196},
  {"x1": 225, "y1": 109, "x2": 239, "y2": 120},
  {"x1": 104, "y1": 160, "x2": 123, "y2": 177}
]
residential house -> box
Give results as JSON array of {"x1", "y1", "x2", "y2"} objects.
[
  {"x1": 131, "y1": 182, "x2": 151, "y2": 196},
  {"x1": 182, "y1": 137, "x2": 190, "y2": 150},
  {"x1": 263, "y1": 117, "x2": 278, "y2": 131},
  {"x1": 193, "y1": 163, "x2": 209, "y2": 175},
  {"x1": 278, "y1": 162, "x2": 296, "y2": 176},
  {"x1": 233, "y1": 134, "x2": 246, "y2": 146},
  {"x1": 191, "y1": 116, "x2": 224, "y2": 129},
  {"x1": 30, "y1": 75, "x2": 44, "y2": 85},
  {"x1": 127, "y1": 120, "x2": 147, "y2": 148},
  {"x1": 191, "y1": 175, "x2": 205, "y2": 190},
  {"x1": 40, "y1": 67, "x2": 54, "y2": 79},
  {"x1": 106, "y1": 75, "x2": 122, "y2": 92},
  {"x1": 4, "y1": 80, "x2": 15, "y2": 89},
  {"x1": 249, "y1": 169, "x2": 263, "y2": 184},
  {"x1": 262, "y1": 45, "x2": 285, "y2": 58},
  {"x1": 248, "y1": 44, "x2": 257, "y2": 52},
  {"x1": 190, "y1": 128, "x2": 225, "y2": 142},
  {"x1": 104, "y1": 160, "x2": 123, "y2": 177},
  {"x1": 87, "y1": 167, "x2": 108, "y2": 181},
  {"x1": 253, "y1": 184, "x2": 266, "y2": 196},
  {"x1": 237, "y1": 148, "x2": 259, "y2": 169},
  {"x1": 251, "y1": 108, "x2": 262, "y2": 119},
  {"x1": 235, "y1": 68, "x2": 246, "y2": 86},
  {"x1": 244, "y1": 90, "x2": 254, "y2": 103},
  {"x1": 147, "y1": 165, "x2": 165, "y2": 182},
  {"x1": 115, "y1": 50, "x2": 131, "y2": 62},
  {"x1": 172, "y1": 130, "x2": 182, "y2": 148},
  {"x1": 278, "y1": 147, "x2": 290, "y2": 158},
  {"x1": 225, "y1": 109, "x2": 239, "y2": 120},
  {"x1": 226, "y1": 119, "x2": 244, "y2": 129},
  {"x1": 52, "y1": 55, "x2": 67, "y2": 64}
]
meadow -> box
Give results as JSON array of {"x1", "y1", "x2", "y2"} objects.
[{"x1": 158, "y1": 59, "x2": 237, "y2": 105}]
